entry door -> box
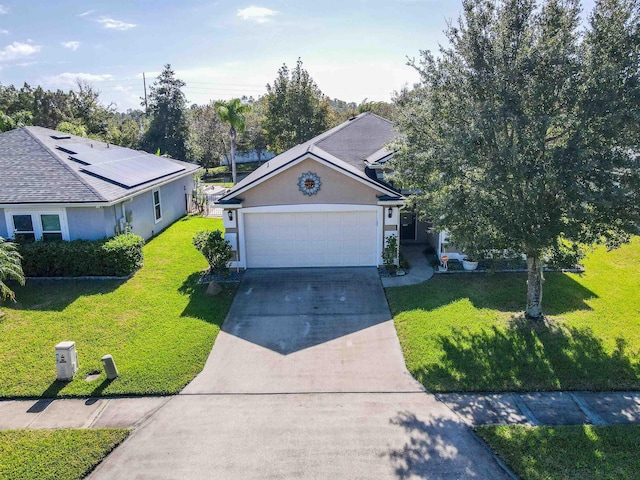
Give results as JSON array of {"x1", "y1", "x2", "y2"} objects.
[{"x1": 400, "y1": 212, "x2": 416, "y2": 241}]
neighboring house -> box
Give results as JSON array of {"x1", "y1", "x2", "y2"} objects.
[
  {"x1": 218, "y1": 112, "x2": 440, "y2": 269},
  {"x1": 0, "y1": 126, "x2": 200, "y2": 242},
  {"x1": 221, "y1": 149, "x2": 276, "y2": 165}
]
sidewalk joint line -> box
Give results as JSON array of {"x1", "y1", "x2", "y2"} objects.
[{"x1": 570, "y1": 392, "x2": 606, "y2": 426}]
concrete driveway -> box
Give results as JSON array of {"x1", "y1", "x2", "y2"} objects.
[
  {"x1": 90, "y1": 268, "x2": 511, "y2": 479},
  {"x1": 182, "y1": 268, "x2": 422, "y2": 394}
]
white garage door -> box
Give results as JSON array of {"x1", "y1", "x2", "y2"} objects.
[{"x1": 244, "y1": 210, "x2": 379, "y2": 268}]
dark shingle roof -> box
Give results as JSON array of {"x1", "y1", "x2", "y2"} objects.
[
  {"x1": 221, "y1": 112, "x2": 400, "y2": 200},
  {"x1": 0, "y1": 126, "x2": 200, "y2": 205},
  {"x1": 314, "y1": 113, "x2": 396, "y2": 170},
  {"x1": 0, "y1": 128, "x2": 103, "y2": 203}
]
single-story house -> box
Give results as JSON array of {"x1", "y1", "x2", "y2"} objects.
[
  {"x1": 217, "y1": 112, "x2": 442, "y2": 269},
  {"x1": 0, "y1": 126, "x2": 200, "y2": 242}
]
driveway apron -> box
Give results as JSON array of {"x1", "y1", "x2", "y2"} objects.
[
  {"x1": 90, "y1": 268, "x2": 511, "y2": 479},
  {"x1": 182, "y1": 268, "x2": 422, "y2": 394}
]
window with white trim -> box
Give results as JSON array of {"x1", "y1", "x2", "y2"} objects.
[
  {"x1": 6, "y1": 210, "x2": 69, "y2": 242},
  {"x1": 12, "y1": 214, "x2": 35, "y2": 242},
  {"x1": 153, "y1": 189, "x2": 162, "y2": 223},
  {"x1": 40, "y1": 214, "x2": 63, "y2": 241}
]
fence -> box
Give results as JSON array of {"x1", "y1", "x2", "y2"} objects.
[{"x1": 186, "y1": 191, "x2": 227, "y2": 218}]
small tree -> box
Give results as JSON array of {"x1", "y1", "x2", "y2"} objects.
[
  {"x1": 382, "y1": 234, "x2": 399, "y2": 274},
  {"x1": 192, "y1": 230, "x2": 233, "y2": 273},
  {"x1": 0, "y1": 237, "x2": 25, "y2": 303},
  {"x1": 215, "y1": 99, "x2": 250, "y2": 185}
]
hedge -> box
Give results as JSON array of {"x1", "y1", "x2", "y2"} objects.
[{"x1": 18, "y1": 233, "x2": 145, "y2": 277}]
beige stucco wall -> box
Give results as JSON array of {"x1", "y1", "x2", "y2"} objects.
[{"x1": 239, "y1": 158, "x2": 381, "y2": 208}]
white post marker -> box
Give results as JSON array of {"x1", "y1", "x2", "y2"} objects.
[{"x1": 55, "y1": 341, "x2": 78, "y2": 381}]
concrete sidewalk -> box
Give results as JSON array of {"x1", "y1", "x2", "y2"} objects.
[
  {"x1": 0, "y1": 396, "x2": 170, "y2": 430},
  {"x1": 1, "y1": 391, "x2": 638, "y2": 431},
  {"x1": 381, "y1": 245, "x2": 434, "y2": 288}
]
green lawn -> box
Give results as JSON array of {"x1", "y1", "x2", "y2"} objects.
[
  {"x1": 387, "y1": 238, "x2": 640, "y2": 391},
  {"x1": 476, "y1": 425, "x2": 640, "y2": 480},
  {"x1": 0, "y1": 216, "x2": 235, "y2": 397},
  {"x1": 0, "y1": 429, "x2": 129, "y2": 480}
]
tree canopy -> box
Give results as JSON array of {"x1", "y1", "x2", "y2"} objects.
[
  {"x1": 215, "y1": 98, "x2": 250, "y2": 184},
  {"x1": 390, "y1": 0, "x2": 640, "y2": 319},
  {"x1": 263, "y1": 59, "x2": 331, "y2": 153},
  {"x1": 140, "y1": 64, "x2": 189, "y2": 160}
]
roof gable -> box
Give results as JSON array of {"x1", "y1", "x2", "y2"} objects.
[
  {"x1": 221, "y1": 151, "x2": 401, "y2": 202},
  {"x1": 221, "y1": 112, "x2": 401, "y2": 201}
]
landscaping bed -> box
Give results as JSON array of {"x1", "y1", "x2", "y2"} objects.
[
  {"x1": 0, "y1": 429, "x2": 129, "y2": 480},
  {"x1": 0, "y1": 216, "x2": 236, "y2": 398},
  {"x1": 387, "y1": 237, "x2": 640, "y2": 392},
  {"x1": 476, "y1": 425, "x2": 640, "y2": 480}
]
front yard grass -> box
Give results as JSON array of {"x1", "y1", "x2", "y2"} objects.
[
  {"x1": 387, "y1": 238, "x2": 640, "y2": 392},
  {"x1": 0, "y1": 429, "x2": 129, "y2": 480},
  {"x1": 0, "y1": 216, "x2": 235, "y2": 397},
  {"x1": 476, "y1": 425, "x2": 640, "y2": 480}
]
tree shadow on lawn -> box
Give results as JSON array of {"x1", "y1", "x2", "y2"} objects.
[
  {"x1": 6, "y1": 279, "x2": 125, "y2": 313},
  {"x1": 417, "y1": 319, "x2": 640, "y2": 392},
  {"x1": 393, "y1": 272, "x2": 598, "y2": 316},
  {"x1": 178, "y1": 272, "x2": 237, "y2": 325}
]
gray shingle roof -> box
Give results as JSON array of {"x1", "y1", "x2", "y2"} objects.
[
  {"x1": 221, "y1": 112, "x2": 400, "y2": 200},
  {"x1": 0, "y1": 126, "x2": 200, "y2": 205}
]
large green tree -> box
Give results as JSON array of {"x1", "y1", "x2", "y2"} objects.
[
  {"x1": 215, "y1": 98, "x2": 250, "y2": 184},
  {"x1": 391, "y1": 0, "x2": 640, "y2": 319},
  {"x1": 187, "y1": 103, "x2": 229, "y2": 172},
  {"x1": 263, "y1": 59, "x2": 331, "y2": 153},
  {"x1": 140, "y1": 64, "x2": 189, "y2": 160}
]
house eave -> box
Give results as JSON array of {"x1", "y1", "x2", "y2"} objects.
[{"x1": 220, "y1": 152, "x2": 400, "y2": 201}]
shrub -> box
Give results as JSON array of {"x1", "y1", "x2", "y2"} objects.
[
  {"x1": 382, "y1": 234, "x2": 399, "y2": 274},
  {"x1": 18, "y1": 233, "x2": 144, "y2": 277},
  {"x1": 192, "y1": 230, "x2": 232, "y2": 272}
]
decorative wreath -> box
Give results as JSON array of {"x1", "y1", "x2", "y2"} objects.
[{"x1": 297, "y1": 171, "x2": 322, "y2": 196}]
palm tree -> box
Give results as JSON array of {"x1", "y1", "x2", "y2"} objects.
[
  {"x1": 0, "y1": 237, "x2": 25, "y2": 303},
  {"x1": 214, "y1": 99, "x2": 250, "y2": 185}
]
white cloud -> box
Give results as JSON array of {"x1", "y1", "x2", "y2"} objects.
[
  {"x1": 0, "y1": 5, "x2": 9, "y2": 15},
  {"x1": 98, "y1": 17, "x2": 136, "y2": 30},
  {"x1": 78, "y1": 10, "x2": 95, "y2": 17},
  {"x1": 237, "y1": 6, "x2": 278, "y2": 23},
  {"x1": 0, "y1": 28, "x2": 8, "y2": 35},
  {"x1": 61, "y1": 41, "x2": 80, "y2": 51},
  {"x1": 46, "y1": 72, "x2": 115, "y2": 86},
  {"x1": 0, "y1": 42, "x2": 41, "y2": 63}
]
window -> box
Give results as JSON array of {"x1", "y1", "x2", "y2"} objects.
[
  {"x1": 12, "y1": 215, "x2": 35, "y2": 242},
  {"x1": 153, "y1": 189, "x2": 162, "y2": 223},
  {"x1": 6, "y1": 210, "x2": 68, "y2": 242},
  {"x1": 41, "y1": 214, "x2": 63, "y2": 242}
]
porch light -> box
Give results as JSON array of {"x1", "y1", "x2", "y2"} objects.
[
  {"x1": 227, "y1": 210, "x2": 234, "y2": 221},
  {"x1": 388, "y1": 207, "x2": 393, "y2": 219}
]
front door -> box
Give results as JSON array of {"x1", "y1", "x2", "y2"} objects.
[{"x1": 400, "y1": 212, "x2": 416, "y2": 242}]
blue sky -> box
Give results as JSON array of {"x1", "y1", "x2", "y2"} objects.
[{"x1": 0, "y1": 0, "x2": 597, "y2": 111}]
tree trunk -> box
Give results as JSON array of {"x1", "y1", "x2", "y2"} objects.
[
  {"x1": 230, "y1": 127, "x2": 237, "y2": 185},
  {"x1": 525, "y1": 255, "x2": 544, "y2": 319}
]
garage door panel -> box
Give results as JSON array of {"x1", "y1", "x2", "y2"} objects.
[{"x1": 244, "y1": 211, "x2": 378, "y2": 268}]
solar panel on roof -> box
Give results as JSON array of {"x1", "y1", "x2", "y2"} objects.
[
  {"x1": 51, "y1": 134, "x2": 71, "y2": 140},
  {"x1": 56, "y1": 142, "x2": 96, "y2": 156},
  {"x1": 80, "y1": 155, "x2": 185, "y2": 188},
  {"x1": 70, "y1": 148, "x2": 140, "y2": 165}
]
